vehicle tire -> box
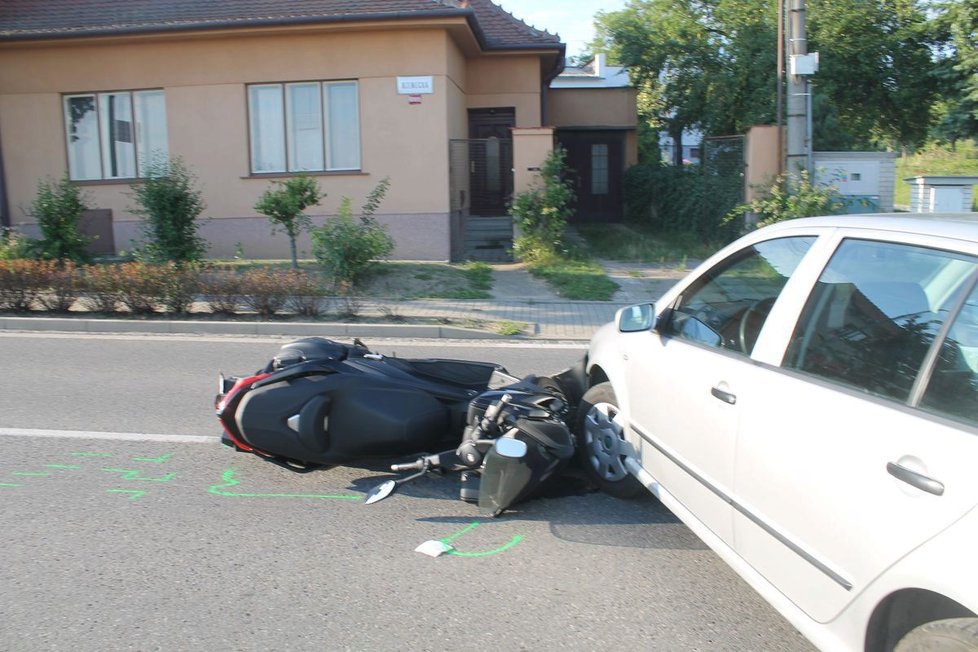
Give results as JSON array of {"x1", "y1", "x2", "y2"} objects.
[
  {"x1": 896, "y1": 618, "x2": 978, "y2": 652},
  {"x1": 574, "y1": 382, "x2": 645, "y2": 499}
]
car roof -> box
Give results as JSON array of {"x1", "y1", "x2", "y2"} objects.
[{"x1": 760, "y1": 213, "x2": 978, "y2": 242}]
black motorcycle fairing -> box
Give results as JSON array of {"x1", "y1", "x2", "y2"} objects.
[
  {"x1": 263, "y1": 337, "x2": 370, "y2": 372},
  {"x1": 235, "y1": 374, "x2": 455, "y2": 465}
]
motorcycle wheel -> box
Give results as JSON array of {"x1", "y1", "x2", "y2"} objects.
[{"x1": 574, "y1": 382, "x2": 644, "y2": 499}]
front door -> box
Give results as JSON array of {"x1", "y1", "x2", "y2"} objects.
[
  {"x1": 557, "y1": 130, "x2": 624, "y2": 222},
  {"x1": 468, "y1": 108, "x2": 514, "y2": 216}
]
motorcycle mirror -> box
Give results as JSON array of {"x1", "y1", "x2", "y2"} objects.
[
  {"x1": 493, "y1": 438, "x2": 528, "y2": 459},
  {"x1": 364, "y1": 479, "x2": 398, "y2": 505}
]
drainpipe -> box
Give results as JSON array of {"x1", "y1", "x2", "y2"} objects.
[{"x1": 0, "y1": 126, "x2": 9, "y2": 228}]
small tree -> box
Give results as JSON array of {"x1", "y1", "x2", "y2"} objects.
[
  {"x1": 28, "y1": 174, "x2": 92, "y2": 263},
  {"x1": 510, "y1": 146, "x2": 575, "y2": 262},
  {"x1": 130, "y1": 157, "x2": 207, "y2": 263},
  {"x1": 311, "y1": 177, "x2": 393, "y2": 290},
  {"x1": 254, "y1": 176, "x2": 323, "y2": 269}
]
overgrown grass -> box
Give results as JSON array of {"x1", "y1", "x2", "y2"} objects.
[
  {"x1": 896, "y1": 140, "x2": 978, "y2": 210},
  {"x1": 523, "y1": 245, "x2": 619, "y2": 301},
  {"x1": 575, "y1": 223, "x2": 719, "y2": 263}
]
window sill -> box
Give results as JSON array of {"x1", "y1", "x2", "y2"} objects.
[
  {"x1": 72, "y1": 178, "x2": 140, "y2": 186},
  {"x1": 243, "y1": 170, "x2": 368, "y2": 180}
]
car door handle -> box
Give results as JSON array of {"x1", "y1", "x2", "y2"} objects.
[
  {"x1": 710, "y1": 386, "x2": 737, "y2": 405},
  {"x1": 886, "y1": 462, "x2": 944, "y2": 496}
]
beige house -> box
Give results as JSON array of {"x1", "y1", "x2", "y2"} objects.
[{"x1": 0, "y1": 0, "x2": 636, "y2": 261}]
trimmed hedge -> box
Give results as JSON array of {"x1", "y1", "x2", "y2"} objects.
[{"x1": 0, "y1": 260, "x2": 331, "y2": 318}]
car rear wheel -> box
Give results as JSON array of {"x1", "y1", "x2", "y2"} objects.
[
  {"x1": 575, "y1": 382, "x2": 644, "y2": 499},
  {"x1": 896, "y1": 618, "x2": 978, "y2": 652}
]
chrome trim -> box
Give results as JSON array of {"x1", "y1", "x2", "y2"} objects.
[
  {"x1": 631, "y1": 422, "x2": 854, "y2": 591},
  {"x1": 887, "y1": 462, "x2": 945, "y2": 496}
]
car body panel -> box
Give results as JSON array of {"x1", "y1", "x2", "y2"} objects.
[{"x1": 584, "y1": 214, "x2": 978, "y2": 650}]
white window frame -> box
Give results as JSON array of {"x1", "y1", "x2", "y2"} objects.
[
  {"x1": 247, "y1": 80, "x2": 361, "y2": 174},
  {"x1": 63, "y1": 89, "x2": 168, "y2": 181}
]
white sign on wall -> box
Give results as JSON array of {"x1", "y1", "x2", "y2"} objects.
[{"x1": 397, "y1": 76, "x2": 434, "y2": 95}]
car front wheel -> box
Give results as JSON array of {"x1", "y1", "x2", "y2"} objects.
[
  {"x1": 575, "y1": 382, "x2": 644, "y2": 499},
  {"x1": 896, "y1": 618, "x2": 978, "y2": 652}
]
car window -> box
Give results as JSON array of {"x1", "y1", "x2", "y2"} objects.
[
  {"x1": 662, "y1": 236, "x2": 815, "y2": 354},
  {"x1": 784, "y1": 239, "x2": 978, "y2": 403},
  {"x1": 920, "y1": 281, "x2": 978, "y2": 425}
]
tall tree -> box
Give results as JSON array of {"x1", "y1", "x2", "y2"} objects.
[
  {"x1": 808, "y1": 0, "x2": 939, "y2": 149},
  {"x1": 929, "y1": 0, "x2": 978, "y2": 147},
  {"x1": 595, "y1": 0, "x2": 945, "y2": 156},
  {"x1": 594, "y1": 0, "x2": 776, "y2": 164}
]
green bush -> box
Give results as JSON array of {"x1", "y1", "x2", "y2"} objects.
[
  {"x1": 254, "y1": 175, "x2": 324, "y2": 270},
  {"x1": 510, "y1": 146, "x2": 575, "y2": 260},
  {"x1": 726, "y1": 170, "x2": 845, "y2": 232},
  {"x1": 311, "y1": 178, "x2": 394, "y2": 289},
  {"x1": 623, "y1": 163, "x2": 742, "y2": 241},
  {"x1": 0, "y1": 228, "x2": 33, "y2": 261},
  {"x1": 130, "y1": 157, "x2": 208, "y2": 263},
  {"x1": 28, "y1": 175, "x2": 92, "y2": 263},
  {"x1": 158, "y1": 262, "x2": 202, "y2": 315}
]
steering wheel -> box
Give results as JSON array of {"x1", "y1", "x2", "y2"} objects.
[{"x1": 738, "y1": 297, "x2": 777, "y2": 353}]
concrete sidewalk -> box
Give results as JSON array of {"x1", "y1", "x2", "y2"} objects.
[{"x1": 0, "y1": 263, "x2": 686, "y2": 341}]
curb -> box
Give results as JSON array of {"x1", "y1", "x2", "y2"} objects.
[{"x1": 0, "y1": 316, "x2": 520, "y2": 340}]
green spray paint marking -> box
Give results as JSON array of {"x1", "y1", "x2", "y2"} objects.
[
  {"x1": 208, "y1": 470, "x2": 360, "y2": 500},
  {"x1": 103, "y1": 468, "x2": 176, "y2": 482},
  {"x1": 72, "y1": 452, "x2": 113, "y2": 457},
  {"x1": 107, "y1": 489, "x2": 147, "y2": 500},
  {"x1": 439, "y1": 521, "x2": 522, "y2": 557},
  {"x1": 12, "y1": 472, "x2": 50, "y2": 477},
  {"x1": 132, "y1": 453, "x2": 174, "y2": 463},
  {"x1": 1, "y1": 482, "x2": 21, "y2": 487},
  {"x1": 45, "y1": 464, "x2": 81, "y2": 470}
]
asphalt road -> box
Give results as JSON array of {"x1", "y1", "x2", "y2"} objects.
[{"x1": 0, "y1": 333, "x2": 814, "y2": 651}]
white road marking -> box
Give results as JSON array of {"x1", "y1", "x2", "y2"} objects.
[{"x1": 0, "y1": 428, "x2": 219, "y2": 444}]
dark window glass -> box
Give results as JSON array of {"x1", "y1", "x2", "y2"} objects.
[
  {"x1": 663, "y1": 236, "x2": 815, "y2": 354},
  {"x1": 784, "y1": 239, "x2": 978, "y2": 402},
  {"x1": 920, "y1": 282, "x2": 978, "y2": 425}
]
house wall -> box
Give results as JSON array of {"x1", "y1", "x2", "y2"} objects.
[{"x1": 0, "y1": 24, "x2": 549, "y2": 260}]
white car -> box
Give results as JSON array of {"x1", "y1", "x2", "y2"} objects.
[{"x1": 575, "y1": 214, "x2": 978, "y2": 651}]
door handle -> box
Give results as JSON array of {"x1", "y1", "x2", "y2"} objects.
[
  {"x1": 710, "y1": 386, "x2": 737, "y2": 405},
  {"x1": 886, "y1": 462, "x2": 944, "y2": 496}
]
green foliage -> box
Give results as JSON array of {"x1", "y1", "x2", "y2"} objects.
[
  {"x1": 0, "y1": 228, "x2": 33, "y2": 261},
  {"x1": 27, "y1": 174, "x2": 92, "y2": 263},
  {"x1": 623, "y1": 162, "x2": 740, "y2": 241},
  {"x1": 597, "y1": 0, "x2": 946, "y2": 152},
  {"x1": 726, "y1": 170, "x2": 845, "y2": 232},
  {"x1": 130, "y1": 157, "x2": 207, "y2": 263},
  {"x1": 254, "y1": 175, "x2": 324, "y2": 270},
  {"x1": 510, "y1": 146, "x2": 575, "y2": 260},
  {"x1": 311, "y1": 177, "x2": 394, "y2": 289}
]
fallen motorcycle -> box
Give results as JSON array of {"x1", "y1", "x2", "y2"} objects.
[{"x1": 216, "y1": 337, "x2": 578, "y2": 514}]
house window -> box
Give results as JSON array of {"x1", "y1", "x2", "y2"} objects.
[
  {"x1": 63, "y1": 90, "x2": 168, "y2": 181},
  {"x1": 591, "y1": 143, "x2": 609, "y2": 195},
  {"x1": 248, "y1": 81, "x2": 360, "y2": 174}
]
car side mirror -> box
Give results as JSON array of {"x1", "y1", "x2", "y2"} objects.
[{"x1": 618, "y1": 303, "x2": 655, "y2": 333}]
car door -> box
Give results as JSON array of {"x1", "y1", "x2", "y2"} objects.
[
  {"x1": 621, "y1": 236, "x2": 816, "y2": 544},
  {"x1": 733, "y1": 235, "x2": 978, "y2": 623}
]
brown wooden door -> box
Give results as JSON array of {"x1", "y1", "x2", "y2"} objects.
[
  {"x1": 468, "y1": 108, "x2": 514, "y2": 216},
  {"x1": 557, "y1": 130, "x2": 625, "y2": 222}
]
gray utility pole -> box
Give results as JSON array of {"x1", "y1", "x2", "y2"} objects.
[{"x1": 785, "y1": 0, "x2": 817, "y2": 179}]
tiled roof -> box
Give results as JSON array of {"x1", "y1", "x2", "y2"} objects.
[{"x1": 0, "y1": 0, "x2": 563, "y2": 50}]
